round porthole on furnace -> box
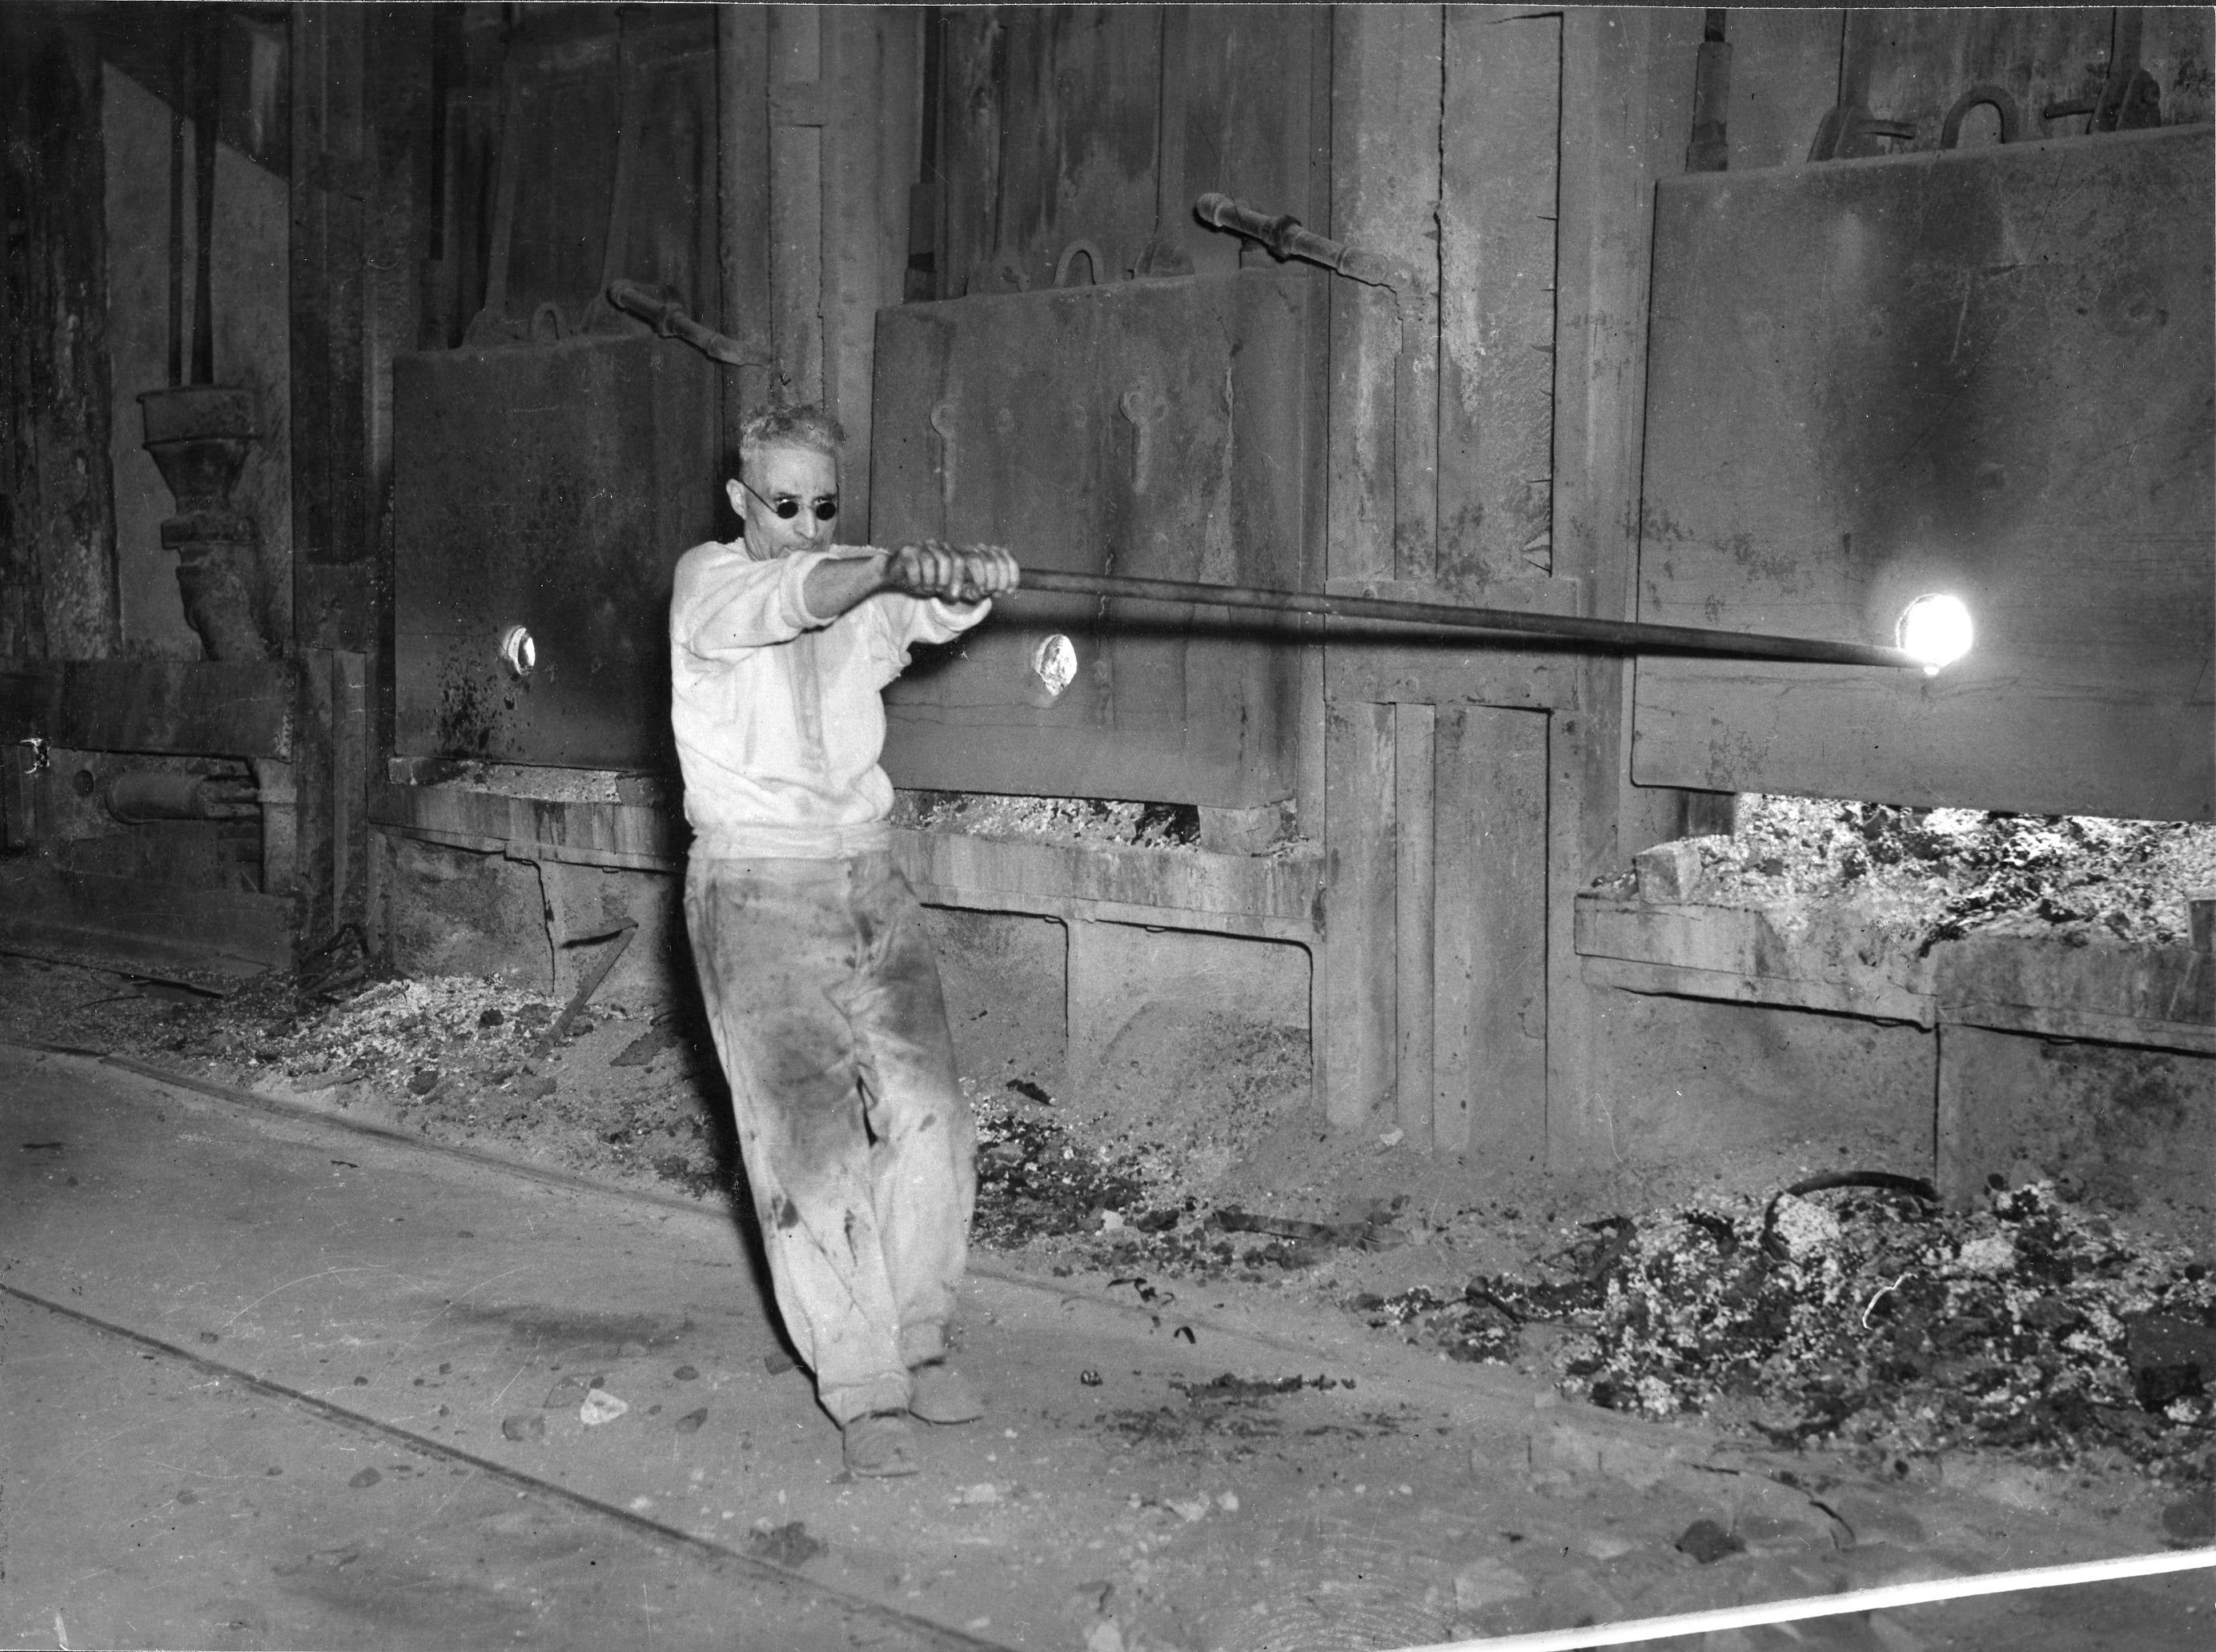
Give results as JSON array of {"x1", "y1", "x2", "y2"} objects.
[
  {"x1": 498, "y1": 624, "x2": 538, "y2": 679},
  {"x1": 1031, "y1": 633, "x2": 1077, "y2": 700}
]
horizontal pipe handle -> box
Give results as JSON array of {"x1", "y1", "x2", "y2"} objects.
[
  {"x1": 1192, "y1": 192, "x2": 1412, "y2": 291},
  {"x1": 1008, "y1": 567, "x2": 1924, "y2": 670},
  {"x1": 605, "y1": 279, "x2": 768, "y2": 368}
]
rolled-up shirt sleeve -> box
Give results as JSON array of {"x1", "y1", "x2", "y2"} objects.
[
  {"x1": 857, "y1": 590, "x2": 990, "y2": 687},
  {"x1": 671, "y1": 543, "x2": 844, "y2": 657},
  {"x1": 906, "y1": 595, "x2": 991, "y2": 648}
]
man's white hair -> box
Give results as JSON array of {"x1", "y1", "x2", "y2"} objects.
[{"x1": 737, "y1": 404, "x2": 845, "y2": 472}]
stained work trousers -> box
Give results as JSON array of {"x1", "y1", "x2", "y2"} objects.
[{"x1": 684, "y1": 852, "x2": 977, "y2": 1423}]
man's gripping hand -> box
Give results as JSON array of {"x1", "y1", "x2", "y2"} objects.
[{"x1": 883, "y1": 541, "x2": 1020, "y2": 605}]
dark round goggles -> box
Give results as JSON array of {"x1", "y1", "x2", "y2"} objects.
[{"x1": 741, "y1": 479, "x2": 838, "y2": 521}]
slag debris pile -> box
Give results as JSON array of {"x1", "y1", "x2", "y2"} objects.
[
  {"x1": 893, "y1": 790, "x2": 1202, "y2": 851},
  {"x1": 967, "y1": 1079, "x2": 1410, "y2": 1276},
  {"x1": 259, "y1": 975, "x2": 559, "y2": 1081},
  {"x1": 75, "y1": 968, "x2": 732, "y2": 1198},
  {"x1": 1360, "y1": 1180, "x2": 2215, "y2": 1483},
  {"x1": 969, "y1": 1078, "x2": 1168, "y2": 1248},
  {"x1": 1632, "y1": 796, "x2": 2216, "y2": 952},
  {"x1": 83, "y1": 969, "x2": 569, "y2": 1090}
]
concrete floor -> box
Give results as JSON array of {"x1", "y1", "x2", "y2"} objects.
[{"x1": 3, "y1": 1042, "x2": 2210, "y2": 1652}]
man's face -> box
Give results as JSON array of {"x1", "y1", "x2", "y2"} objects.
[{"x1": 727, "y1": 442, "x2": 839, "y2": 560}]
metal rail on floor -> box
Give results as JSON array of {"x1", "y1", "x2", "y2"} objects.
[{"x1": 0, "y1": 1281, "x2": 1010, "y2": 1652}]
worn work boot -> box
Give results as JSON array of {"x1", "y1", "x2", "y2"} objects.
[
  {"x1": 841, "y1": 1412, "x2": 921, "y2": 1477},
  {"x1": 907, "y1": 1361, "x2": 984, "y2": 1425}
]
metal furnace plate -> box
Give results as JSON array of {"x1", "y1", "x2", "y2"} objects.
[
  {"x1": 869, "y1": 270, "x2": 1318, "y2": 808},
  {"x1": 1633, "y1": 126, "x2": 2213, "y2": 820},
  {"x1": 391, "y1": 335, "x2": 721, "y2": 772}
]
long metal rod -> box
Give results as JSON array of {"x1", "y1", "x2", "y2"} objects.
[{"x1": 1010, "y1": 568, "x2": 1924, "y2": 670}]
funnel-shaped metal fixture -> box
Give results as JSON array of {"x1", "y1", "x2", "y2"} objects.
[{"x1": 139, "y1": 383, "x2": 267, "y2": 661}]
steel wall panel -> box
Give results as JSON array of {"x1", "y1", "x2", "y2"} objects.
[
  {"x1": 870, "y1": 270, "x2": 1314, "y2": 807},
  {"x1": 1632, "y1": 128, "x2": 2214, "y2": 820},
  {"x1": 391, "y1": 335, "x2": 721, "y2": 770}
]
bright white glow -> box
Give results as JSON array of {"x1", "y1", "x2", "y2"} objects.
[
  {"x1": 1897, "y1": 594, "x2": 1973, "y2": 676},
  {"x1": 1032, "y1": 633, "x2": 1077, "y2": 698},
  {"x1": 499, "y1": 624, "x2": 537, "y2": 677}
]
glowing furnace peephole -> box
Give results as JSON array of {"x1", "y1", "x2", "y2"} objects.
[
  {"x1": 499, "y1": 624, "x2": 538, "y2": 678},
  {"x1": 1896, "y1": 594, "x2": 1973, "y2": 676},
  {"x1": 1031, "y1": 633, "x2": 1078, "y2": 699}
]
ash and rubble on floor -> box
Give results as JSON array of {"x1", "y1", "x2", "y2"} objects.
[
  {"x1": 12, "y1": 782, "x2": 2216, "y2": 1523},
  {"x1": 0, "y1": 954, "x2": 740, "y2": 1197},
  {"x1": 1610, "y1": 793, "x2": 2216, "y2": 953},
  {"x1": 6, "y1": 940, "x2": 2211, "y2": 1534},
  {"x1": 16, "y1": 1049, "x2": 2210, "y2": 1652},
  {"x1": 1360, "y1": 1181, "x2": 2216, "y2": 1486},
  {"x1": 997, "y1": 1105, "x2": 2216, "y2": 1500}
]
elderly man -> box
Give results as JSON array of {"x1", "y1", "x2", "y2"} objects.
[{"x1": 669, "y1": 404, "x2": 1018, "y2": 1477}]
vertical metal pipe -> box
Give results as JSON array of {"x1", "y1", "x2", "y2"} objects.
[
  {"x1": 597, "y1": 12, "x2": 640, "y2": 301},
  {"x1": 167, "y1": 106, "x2": 185, "y2": 386},
  {"x1": 191, "y1": 14, "x2": 219, "y2": 385},
  {"x1": 1686, "y1": 10, "x2": 1731, "y2": 173},
  {"x1": 717, "y1": 3, "x2": 773, "y2": 442},
  {"x1": 1138, "y1": 6, "x2": 1191, "y2": 275}
]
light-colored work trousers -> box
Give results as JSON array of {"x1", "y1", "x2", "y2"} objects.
[{"x1": 684, "y1": 852, "x2": 976, "y2": 1423}]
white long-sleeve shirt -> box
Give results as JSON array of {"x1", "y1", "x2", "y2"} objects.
[{"x1": 669, "y1": 540, "x2": 989, "y2": 859}]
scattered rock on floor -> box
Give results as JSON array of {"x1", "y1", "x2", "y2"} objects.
[
  {"x1": 1453, "y1": 1557, "x2": 1532, "y2": 1610},
  {"x1": 745, "y1": 1519, "x2": 825, "y2": 1566},
  {"x1": 1766, "y1": 1193, "x2": 1842, "y2": 1261},
  {"x1": 611, "y1": 1028, "x2": 679, "y2": 1068},
  {"x1": 580, "y1": 1389, "x2": 629, "y2": 1426},
  {"x1": 1675, "y1": 1518, "x2": 1745, "y2": 1564}
]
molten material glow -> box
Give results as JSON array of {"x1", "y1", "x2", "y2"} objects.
[{"x1": 1897, "y1": 594, "x2": 1973, "y2": 676}]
